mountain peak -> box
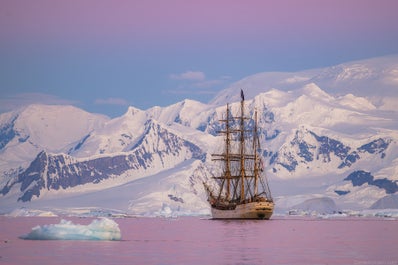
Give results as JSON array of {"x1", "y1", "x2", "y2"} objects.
[
  {"x1": 211, "y1": 54, "x2": 398, "y2": 108},
  {"x1": 300, "y1": 83, "x2": 333, "y2": 101},
  {"x1": 335, "y1": 63, "x2": 375, "y2": 82},
  {"x1": 123, "y1": 106, "x2": 144, "y2": 117}
]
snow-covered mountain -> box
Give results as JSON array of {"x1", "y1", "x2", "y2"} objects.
[
  {"x1": 211, "y1": 54, "x2": 398, "y2": 110},
  {"x1": 1, "y1": 55, "x2": 398, "y2": 217},
  {"x1": 0, "y1": 104, "x2": 109, "y2": 181}
]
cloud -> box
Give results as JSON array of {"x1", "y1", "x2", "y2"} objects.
[
  {"x1": 94, "y1": 97, "x2": 128, "y2": 106},
  {"x1": 0, "y1": 93, "x2": 78, "y2": 114},
  {"x1": 167, "y1": 71, "x2": 231, "y2": 96},
  {"x1": 170, "y1": 71, "x2": 206, "y2": 81}
]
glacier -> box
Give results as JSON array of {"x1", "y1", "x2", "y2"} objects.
[{"x1": 1, "y1": 55, "x2": 398, "y2": 218}]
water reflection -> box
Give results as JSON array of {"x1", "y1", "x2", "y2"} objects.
[
  {"x1": 2, "y1": 217, "x2": 397, "y2": 265},
  {"x1": 216, "y1": 220, "x2": 271, "y2": 264}
]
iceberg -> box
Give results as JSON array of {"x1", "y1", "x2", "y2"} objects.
[
  {"x1": 20, "y1": 218, "x2": 121, "y2": 241},
  {"x1": 289, "y1": 197, "x2": 340, "y2": 216},
  {"x1": 370, "y1": 194, "x2": 398, "y2": 209}
]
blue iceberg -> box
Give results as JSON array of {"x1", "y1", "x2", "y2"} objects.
[{"x1": 20, "y1": 218, "x2": 121, "y2": 241}]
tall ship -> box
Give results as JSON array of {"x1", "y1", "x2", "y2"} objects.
[{"x1": 204, "y1": 90, "x2": 274, "y2": 219}]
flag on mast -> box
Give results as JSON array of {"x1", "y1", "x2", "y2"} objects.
[{"x1": 240, "y1": 89, "x2": 245, "y2": 101}]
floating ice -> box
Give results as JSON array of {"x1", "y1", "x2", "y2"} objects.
[
  {"x1": 7, "y1": 207, "x2": 58, "y2": 217},
  {"x1": 20, "y1": 218, "x2": 121, "y2": 241}
]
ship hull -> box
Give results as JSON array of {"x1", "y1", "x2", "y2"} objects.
[{"x1": 211, "y1": 201, "x2": 274, "y2": 220}]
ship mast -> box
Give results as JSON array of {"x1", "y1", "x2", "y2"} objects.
[
  {"x1": 206, "y1": 89, "x2": 274, "y2": 219},
  {"x1": 239, "y1": 90, "x2": 245, "y2": 202},
  {"x1": 253, "y1": 109, "x2": 259, "y2": 197},
  {"x1": 225, "y1": 103, "x2": 231, "y2": 200},
  {"x1": 212, "y1": 103, "x2": 233, "y2": 201},
  {"x1": 211, "y1": 89, "x2": 267, "y2": 204}
]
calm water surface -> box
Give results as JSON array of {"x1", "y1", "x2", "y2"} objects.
[{"x1": 1, "y1": 216, "x2": 397, "y2": 265}]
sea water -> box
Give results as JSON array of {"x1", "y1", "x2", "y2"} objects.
[{"x1": 1, "y1": 216, "x2": 397, "y2": 265}]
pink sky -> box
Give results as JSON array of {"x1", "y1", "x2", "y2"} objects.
[{"x1": 2, "y1": 0, "x2": 397, "y2": 44}]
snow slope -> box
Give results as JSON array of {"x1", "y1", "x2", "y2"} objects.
[
  {"x1": 211, "y1": 54, "x2": 398, "y2": 110},
  {"x1": 1, "y1": 55, "x2": 398, "y2": 217},
  {"x1": 0, "y1": 104, "x2": 108, "y2": 182}
]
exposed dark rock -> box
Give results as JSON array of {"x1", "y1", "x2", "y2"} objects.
[
  {"x1": 358, "y1": 138, "x2": 391, "y2": 155},
  {"x1": 274, "y1": 128, "x2": 392, "y2": 173},
  {"x1": 1, "y1": 121, "x2": 204, "y2": 202},
  {"x1": 279, "y1": 153, "x2": 298, "y2": 171},
  {"x1": 339, "y1": 138, "x2": 391, "y2": 168},
  {"x1": 344, "y1": 170, "x2": 398, "y2": 194},
  {"x1": 0, "y1": 115, "x2": 18, "y2": 150},
  {"x1": 335, "y1": 190, "x2": 350, "y2": 196},
  {"x1": 264, "y1": 129, "x2": 280, "y2": 140},
  {"x1": 310, "y1": 132, "x2": 351, "y2": 162},
  {"x1": 69, "y1": 134, "x2": 91, "y2": 154},
  {"x1": 168, "y1": 194, "x2": 184, "y2": 203},
  {"x1": 344, "y1": 170, "x2": 373, "y2": 186},
  {"x1": 338, "y1": 151, "x2": 360, "y2": 168},
  {"x1": 372, "y1": 179, "x2": 398, "y2": 194}
]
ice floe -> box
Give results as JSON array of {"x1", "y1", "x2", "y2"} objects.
[{"x1": 20, "y1": 218, "x2": 121, "y2": 241}]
